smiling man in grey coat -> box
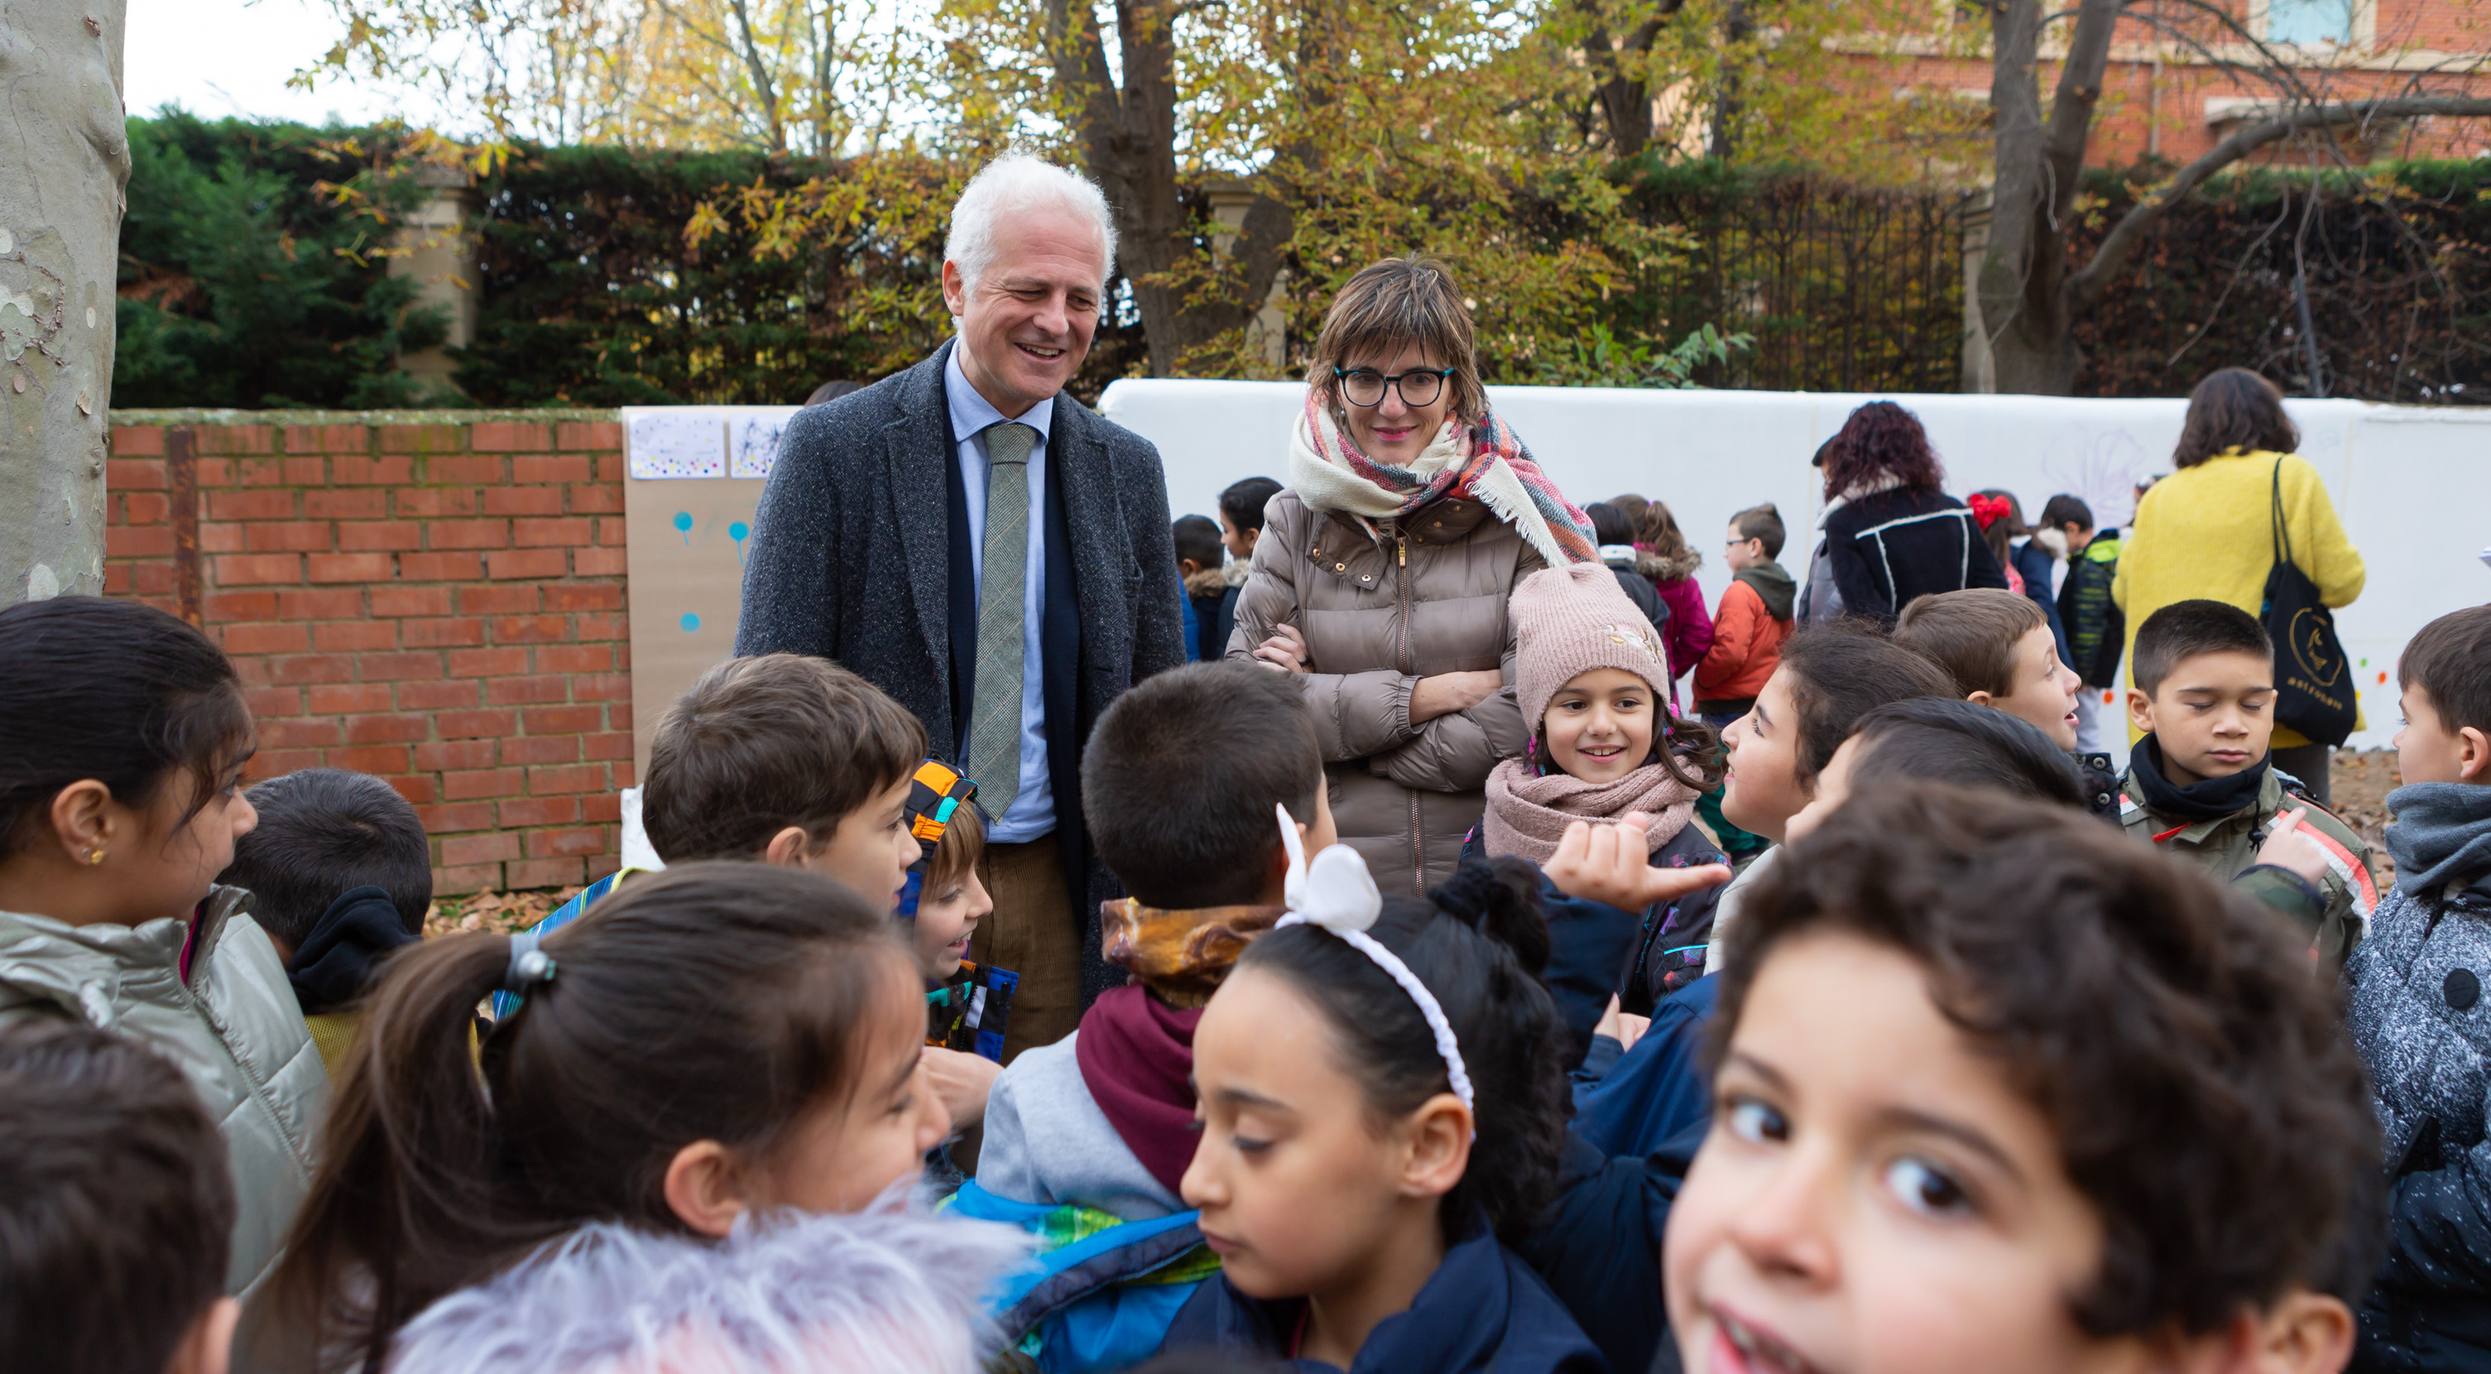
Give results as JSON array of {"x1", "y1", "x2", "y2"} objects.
[{"x1": 736, "y1": 155, "x2": 1187, "y2": 1064}]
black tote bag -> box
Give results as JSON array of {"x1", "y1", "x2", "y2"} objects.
[{"x1": 2261, "y1": 459, "x2": 2356, "y2": 747}]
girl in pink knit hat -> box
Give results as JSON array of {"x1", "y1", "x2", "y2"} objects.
[{"x1": 1468, "y1": 563, "x2": 1733, "y2": 1015}]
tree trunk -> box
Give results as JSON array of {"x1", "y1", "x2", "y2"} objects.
[
  {"x1": 1582, "y1": 4, "x2": 1680, "y2": 160},
  {"x1": 1976, "y1": 0, "x2": 2118, "y2": 396},
  {"x1": 1982, "y1": 304, "x2": 2082, "y2": 394},
  {"x1": 1046, "y1": 0, "x2": 1291, "y2": 375},
  {"x1": 1592, "y1": 44, "x2": 1654, "y2": 160},
  {"x1": 1706, "y1": 0, "x2": 1753, "y2": 161},
  {"x1": 0, "y1": 0, "x2": 130, "y2": 605}
]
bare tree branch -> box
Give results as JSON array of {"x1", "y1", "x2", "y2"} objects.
[
  {"x1": 2111, "y1": 10, "x2": 2299, "y2": 98},
  {"x1": 2069, "y1": 94, "x2": 2491, "y2": 307},
  {"x1": 2160, "y1": 187, "x2": 2294, "y2": 370},
  {"x1": 647, "y1": 0, "x2": 779, "y2": 148},
  {"x1": 723, "y1": 0, "x2": 787, "y2": 151},
  {"x1": 1039, "y1": 0, "x2": 1120, "y2": 147},
  {"x1": 2041, "y1": 0, "x2": 2122, "y2": 179},
  {"x1": 2130, "y1": 0, "x2": 2331, "y2": 108}
]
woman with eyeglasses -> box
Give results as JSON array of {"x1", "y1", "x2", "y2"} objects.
[{"x1": 1226, "y1": 255, "x2": 1596, "y2": 897}]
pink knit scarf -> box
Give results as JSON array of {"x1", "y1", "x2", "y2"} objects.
[{"x1": 1480, "y1": 757, "x2": 1700, "y2": 866}]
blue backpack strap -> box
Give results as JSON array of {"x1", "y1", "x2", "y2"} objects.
[{"x1": 489, "y1": 870, "x2": 624, "y2": 1019}]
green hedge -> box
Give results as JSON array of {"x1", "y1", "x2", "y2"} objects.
[
  {"x1": 452, "y1": 145, "x2": 943, "y2": 406},
  {"x1": 456, "y1": 143, "x2": 1156, "y2": 405},
  {"x1": 111, "y1": 116, "x2": 2491, "y2": 406},
  {"x1": 115, "y1": 112, "x2": 447, "y2": 409},
  {"x1": 2072, "y1": 159, "x2": 2491, "y2": 404}
]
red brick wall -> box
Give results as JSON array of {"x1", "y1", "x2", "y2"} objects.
[{"x1": 103, "y1": 413, "x2": 631, "y2": 896}]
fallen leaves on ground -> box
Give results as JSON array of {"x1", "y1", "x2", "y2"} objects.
[
  {"x1": 421, "y1": 889, "x2": 564, "y2": 939},
  {"x1": 2329, "y1": 748, "x2": 2400, "y2": 886}
]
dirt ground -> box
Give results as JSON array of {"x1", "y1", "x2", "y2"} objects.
[
  {"x1": 425, "y1": 749, "x2": 2411, "y2": 936},
  {"x1": 2328, "y1": 748, "x2": 2402, "y2": 884}
]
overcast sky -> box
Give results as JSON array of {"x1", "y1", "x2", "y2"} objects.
[{"x1": 125, "y1": 0, "x2": 452, "y2": 127}]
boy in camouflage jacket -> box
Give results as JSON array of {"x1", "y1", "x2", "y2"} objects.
[{"x1": 2117, "y1": 600, "x2": 2377, "y2": 965}]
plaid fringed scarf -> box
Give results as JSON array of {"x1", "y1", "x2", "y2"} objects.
[{"x1": 1288, "y1": 390, "x2": 1596, "y2": 568}]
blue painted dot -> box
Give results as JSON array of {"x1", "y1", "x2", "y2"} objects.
[
  {"x1": 679, "y1": 612, "x2": 701, "y2": 633},
  {"x1": 729, "y1": 520, "x2": 750, "y2": 542},
  {"x1": 673, "y1": 511, "x2": 694, "y2": 545}
]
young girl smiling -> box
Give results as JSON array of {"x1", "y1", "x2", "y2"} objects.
[{"x1": 1479, "y1": 563, "x2": 1729, "y2": 1011}]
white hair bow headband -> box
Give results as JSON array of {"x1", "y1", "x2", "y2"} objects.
[{"x1": 1273, "y1": 804, "x2": 1475, "y2": 1115}]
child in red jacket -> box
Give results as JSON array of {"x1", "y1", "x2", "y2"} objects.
[
  {"x1": 1694, "y1": 503, "x2": 1796, "y2": 729},
  {"x1": 1692, "y1": 504, "x2": 1794, "y2": 862}
]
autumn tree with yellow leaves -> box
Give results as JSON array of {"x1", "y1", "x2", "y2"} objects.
[{"x1": 304, "y1": 0, "x2": 1953, "y2": 380}]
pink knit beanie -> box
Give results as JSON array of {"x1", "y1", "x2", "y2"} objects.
[{"x1": 1512, "y1": 563, "x2": 1672, "y2": 731}]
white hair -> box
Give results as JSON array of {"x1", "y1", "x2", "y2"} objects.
[
  {"x1": 383, "y1": 1208, "x2": 1034, "y2": 1374},
  {"x1": 943, "y1": 152, "x2": 1118, "y2": 294}
]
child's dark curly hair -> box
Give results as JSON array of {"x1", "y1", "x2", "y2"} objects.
[
  {"x1": 1818, "y1": 399, "x2": 1946, "y2": 501},
  {"x1": 1713, "y1": 782, "x2": 2380, "y2": 1334},
  {"x1": 1239, "y1": 857, "x2": 1567, "y2": 1244}
]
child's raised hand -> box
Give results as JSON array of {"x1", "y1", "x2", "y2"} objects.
[
  {"x1": 1593, "y1": 994, "x2": 1652, "y2": 1052},
  {"x1": 1544, "y1": 815, "x2": 1734, "y2": 913},
  {"x1": 2254, "y1": 807, "x2": 2331, "y2": 890},
  {"x1": 919, "y1": 1046, "x2": 1000, "y2": 1132}
]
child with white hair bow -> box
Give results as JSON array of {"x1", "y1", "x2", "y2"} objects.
[{"x1": 1155, "y1": 810, "x2": 1607, "y2": 1373}]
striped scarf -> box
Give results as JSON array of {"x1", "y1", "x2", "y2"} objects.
[{"x1": 1288, "y1": 390, "x2": 1596, "y2": 567}]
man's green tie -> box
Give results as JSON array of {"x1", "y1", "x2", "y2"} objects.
[{"x1": 967, "y1": 422, "x2": 1036, "y2": 818}]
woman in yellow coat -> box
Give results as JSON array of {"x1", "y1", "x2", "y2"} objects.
[{"x1": 2113, "y1": 367, "x2": 2366, "y2": 802}]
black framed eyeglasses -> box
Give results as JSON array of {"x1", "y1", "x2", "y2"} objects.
[{"x1": 1333, "y1": 365, "x2": 1453, "y2": 409}]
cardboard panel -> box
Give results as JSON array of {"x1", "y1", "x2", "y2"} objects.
[{"x1": 621, "y1": 406, "x2": 792, "y2": 777}]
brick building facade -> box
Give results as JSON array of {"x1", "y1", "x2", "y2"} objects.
[{"x1": 1837, "y1": 0, "x2": 2491, "y2": 168}]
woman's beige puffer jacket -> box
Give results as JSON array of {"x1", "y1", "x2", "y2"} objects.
[{"x1": 1228, "y1": 489, "x2": 1540, "y2": 897}]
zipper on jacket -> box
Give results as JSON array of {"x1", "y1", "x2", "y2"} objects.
[
  {"x1": 1393, "y1": 531, "x2": 1413, "y2": 675},
  {"x1": 168, "y1": 947, "x2": 319, "y2": 1170},
  {"x1": 1394, "y1": 527, "x2": 1424, "y2": 895}
]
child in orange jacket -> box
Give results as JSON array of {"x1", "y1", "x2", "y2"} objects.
[
  {"x1": 1694, "y1": 503, "x2": 1796, "y2": 728},
  {"x1": 1692, "y1": 505, "x2": 1795, "y2": 863}
]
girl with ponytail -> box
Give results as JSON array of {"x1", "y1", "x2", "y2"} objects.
[
  {"x1": 273, "y1": 862, "x2": 954, "y2": 1370},
  {"x1": 1165, "y1": 820, "x2": 1601, "y2": 1372}
]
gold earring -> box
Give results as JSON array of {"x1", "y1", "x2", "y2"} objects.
[{"x1": 84, "y1": 847, "x2": 105, "y2": 866}]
